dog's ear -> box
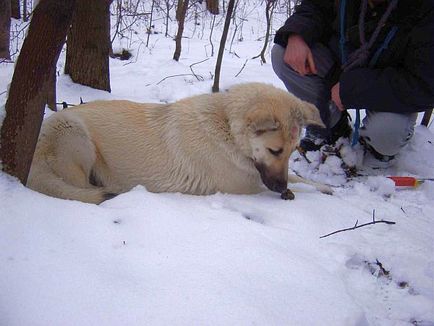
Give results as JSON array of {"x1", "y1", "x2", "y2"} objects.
[
  {"x1": 246, "y1": 110, "x2": 280, "y2": 135},
  {"x1": 298, "y1": 101, "x2": 325, "y2": 127}
]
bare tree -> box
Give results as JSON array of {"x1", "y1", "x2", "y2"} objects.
[
  {"x1": 228, "y1": 0, "x2": 242, "y2": 53},
  {"x1": 208, "y1": 15, "x2": 216, "y2": 56},
  {"x1": 0, "y1": 0, "x2": 11, "y2": 59},
  {"x1": 173, "y1": 0, "x2": 189, "y2": 61},
  {"x1": 212, "y1": 0, "x2": 235, "y2": 92},
  {"x1": 0, "y1": 0, "x2": 75, "y2": 184},
  {"x1": 65, "y1": 0, "x2": 112, "y2": 92},
  {"x1": 421, "y1": 109, "x2": 433, "y2": 127},
  {"x1": 22, "y1": 0, "x2": 28, "y2": 22},
  {"x1": 175, "y1": 0, "x2": 184, "y2": 21},
  {"x1": 110, "y1": 0, "x2": 122, "y2": 48},
  {"x1": 252, "y1": 0, "x2": 276, "y2": 63},
  {"x1": 206, "y1": 0, "x2": 219, "y2": 14},
  {"x1": 162, "y1": 0, "x2": 175, "y2": 37},
  {"x1": 10, "y1": 0, "x2": 20, "y2": 19},
  {"x1": 146, "y1": 0, "x2": 155, "y2": 47}
]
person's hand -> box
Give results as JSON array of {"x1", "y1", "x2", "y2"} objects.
[
  {"x1": 331, "y1": 83, "x2": 345, "y2": 111},
  {"x1": 284, "y1": 34, "x2": 317, "y2": 76}
]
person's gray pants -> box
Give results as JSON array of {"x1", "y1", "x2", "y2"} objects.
[{"x1": 271, "y1": 44, "x2": 417, "y2": 156}]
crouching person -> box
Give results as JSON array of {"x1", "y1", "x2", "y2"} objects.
[{"x1": 271, "y1": 0, "x2": 434, "y2": 168}]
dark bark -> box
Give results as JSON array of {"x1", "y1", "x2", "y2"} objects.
[
  {"x1": 252, "y1": 0, "x2": 276, "y2": 64},
  {"x1": 10, "y1": 0, "x2": 20, "y2": 19},
  {"x1": 206, "y1": 0, "x2": 219, "y2": 15},
  {"x1": 0, "y1": 0, "x2": 11, "y2": 59},
  {"x1": 212, "y1": 0, "x2": 235, "y2": 93},
  {"x1": 23, "y1": 0, "x2": 27, "y2": 22},
  {"x1": 146, "y1": 0, "x2": 155, "y2": 47},
  {"x1": 164, "y1": 0, "x2": 171, "y2": 37},
  {"x1": 421, "y1": 109, "x2": 433, "y2": 127},
  {"x1": 46, "y1": 64, "x2": 57, "y2": 111},
  {"x1": 209, "y1": 15, "x2": 215, "y2": 56},
  {"x1": 65, "y1": 0, "x2": 112, "y2": 92},
  {"x1": 0, "y1": 0, "x2": 75, "y2": 184},
  {"x1": 173, "y1": 0, "x2": 189, "y2": 61},
  {"x1": 176, "y1": 0, "x2": 184, "y2": 21}
]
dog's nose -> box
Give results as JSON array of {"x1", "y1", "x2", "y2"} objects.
[
  {"x1": 270, "y1": 179, "x2": 288, "y2": 193},
  {"x1": 254, "y1": 162, "x2": 287, "y2": 193}
]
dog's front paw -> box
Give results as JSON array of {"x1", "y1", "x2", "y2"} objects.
[{"x1": 318, "y1": 184, "x2": 333, "y2": 195}]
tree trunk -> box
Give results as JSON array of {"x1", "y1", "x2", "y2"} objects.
[
  {"x1": 64, "y1": 0, "x2": 111, "y2": 92},
  {"x1": 0, "y1": 0, "x2": 11, "y2": 59},
  {"x1": 173, "y1": 0, "x2": 189, "y2": 61},
  {"x1": 421, "y1": 109, "x2": 433, "y2": 127},
  {"x1": 0, "y1": 0, "x2": 75, "y2": 185},
  {"x1": 252, "y1": 0, "x2": 276, "y2": 64},
  {"x1": 23, "y1": 0, "x2": 28, "y2": 22},
  {"x1": 212, "y1": 0, "x2": 235, "y2": 93},
  {"x1": 209, "y1": 15, "x2": 215, "y2": 56},
  {"x1": 164, "y1": 0, "x2": 170, "y2": 37},
  {"x1": 146, "y1": 0, "x2": 155, "y2": 47},
  {"x1": 206, "y1": 0, "x2": 219, "y2": 15},
  {"x1": 46, "y1": 64, "x2": 57, "y2": 110},
  {"x1": 10, "y1": 0, "x2": 20, "y2": 19},
  {"x1": 176, "y1": 0, "x2": 184, "y2": 21}
]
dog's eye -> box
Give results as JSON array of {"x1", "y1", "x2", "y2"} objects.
[{"x1": 268, "y1": 148, "x2": 283, "y2": 156}]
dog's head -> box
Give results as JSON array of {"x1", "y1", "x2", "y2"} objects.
[{"x1": 245, "y1": 91, "x2": 324, "y2": 193}]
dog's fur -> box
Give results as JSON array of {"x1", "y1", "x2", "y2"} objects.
[{"x1": 28, "y1": 83, "x2": 332, "y2": 204}]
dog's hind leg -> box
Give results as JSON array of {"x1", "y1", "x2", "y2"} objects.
[{"x1": 28, "y1": 113, "x2": 114, "y2": 204}]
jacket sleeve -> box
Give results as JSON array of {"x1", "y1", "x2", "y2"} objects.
[
  {"x1": 274, "y1": 0, "x2": 335, "y2": 47},
  {"x1": 340, "y1": 9, "x2": 434, "y2": 113}
]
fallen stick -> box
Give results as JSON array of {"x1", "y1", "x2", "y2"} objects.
[{"x1": 320, "y1": 210, "x2": 396, "y2": 239}]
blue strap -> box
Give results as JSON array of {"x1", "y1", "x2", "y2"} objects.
[
  {"x1": 350, "y1": 26, "x2": 399, "y2": 147},
  {"x1": 351, "y1": 109, "x2": 361, "y2": 146},
  {"x1": 368, "y1": 25, "x2": 398, "y2": 67}
]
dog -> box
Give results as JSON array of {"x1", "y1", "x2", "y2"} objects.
[{"x1": 27, "y1": 83, "x2": 332, "y2": 204}]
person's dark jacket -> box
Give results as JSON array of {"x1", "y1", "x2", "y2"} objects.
[{"x1": 274, "y1": 0, "x2": 434, "y2": 114}]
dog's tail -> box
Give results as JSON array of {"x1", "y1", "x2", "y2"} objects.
[
  {"x1": 28, "y1": 167, "x2": 115, "y2": 204},
  {"x1": 27, "y1": 112, "x2": 116, "y2": 204}
]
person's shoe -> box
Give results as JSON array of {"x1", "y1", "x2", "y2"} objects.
[
  {"x1": 330, "y1": 112, "x2": 352, "y2": 144},
  {"x1": 299, "y1": 125, "x2": 329, "y2": 152},
  {"x1": 299, "y1": 112, "x2": 352, "y2": 152},
  {"x1": 361, "y1": 140, "x2": 396, "y2": 169}
]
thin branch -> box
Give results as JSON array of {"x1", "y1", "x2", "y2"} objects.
[
  {"x1": 145, "y1": 0, "x2": 155, "y2": 47},
  {"x1": 209, "y1": 15, "x2": 216, "y2": 56},
  {"x1": 56, "y1": 102, "x2": 77, "y2": 108},
  {"x1": 189, "y1": 58, "x2": 209, "y2": 81},
  {"x1": 156, "y1": 73, "x2": 198, "y2": 85},
  {"x1": 0, "y1": 59, "x2": 14, "y2": 64},
  {"x1": 235, "y1": 59, "x2": 248, "y2": 77},
  {"x1": 296, "y1": 146, "x2": 312, "y2": 164},
  {"x1": 320, "y1": 216, "x2": 396, "y2": 239}
]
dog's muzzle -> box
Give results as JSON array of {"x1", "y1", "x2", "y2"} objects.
[{"x1": 254, "y1": 162, "x2": 287, "y2": 193}]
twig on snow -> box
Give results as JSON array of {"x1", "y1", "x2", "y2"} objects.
[
  {"x1": 235, "y1": 59, "x2": 248, "y2": 77},
  {"x1": 296, "y1": 146, "x2": 312, "y2": 164},
  {"x1": 320, "y1": 210, "x2": 396, "y2": 239},
  {"x1": 156, "y1": 73, "x2": 198, "y2": 85},
  {"x1": 189, "y1": 58, "x2": 209, "y2": 81}
]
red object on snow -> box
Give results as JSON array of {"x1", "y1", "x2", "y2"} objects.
[{"x1": 387, "y1": 176, "x2": 434, "y2": 187}]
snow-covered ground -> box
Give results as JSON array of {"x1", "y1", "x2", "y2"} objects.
[{"x1": 1, "y1": 3, "x2": 433, "y2": 325}]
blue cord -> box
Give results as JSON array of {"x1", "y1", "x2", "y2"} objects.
[{"x1": 352, "y1": 109, "x2": 361, "y2": 146}]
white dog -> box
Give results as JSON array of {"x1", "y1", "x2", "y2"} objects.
[{"x1": 28, "y1": 83, "x2": 332, "y2": 203}]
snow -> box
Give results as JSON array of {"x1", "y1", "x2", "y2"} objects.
[{"x1": 1, "y1": 3, "x2": 434, "y2": 325}]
